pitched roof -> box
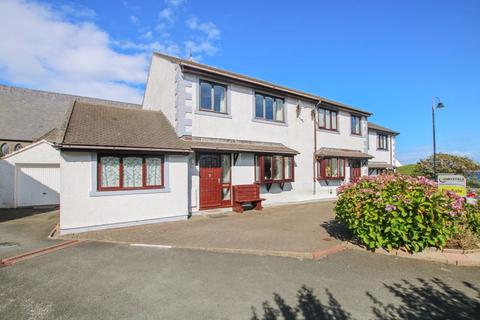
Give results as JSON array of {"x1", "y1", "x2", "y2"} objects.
[
  {"x1": 154, "y1": 52, "x2": 372, "y2": 116},
  {"x1": 185, "y1": 136, "x2": 299, "y2": 155},
  {"x1": 0, "y1": 84, "x2": 141, "y2": 142},
  {"x1": 316, "y1": 147, "x2": 374, "y2": 159},
  {"x1": 368, "y1": 122, "x2": 399, "y2": 135},
  {"x1": 59, "y1": 101, "x2": 190, "y2": 152}
]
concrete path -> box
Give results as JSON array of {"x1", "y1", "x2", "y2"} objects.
[
  {"x1": 1, "y1": 241, "x2": 479, "y2": 319},
  {"x1": 0, "y1": 207, "x2": 61, "y2": 259},
  {"x1": 66, "y1": 201, "x2": 349, "y2": 258}
]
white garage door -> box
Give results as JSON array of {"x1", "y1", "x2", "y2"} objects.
[{"x1": 16, "y1": 165, "x2": 60, "y2": 207}]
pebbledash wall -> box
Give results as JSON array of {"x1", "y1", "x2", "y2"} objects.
[
  {"x1": 143, "y1": 54, "x2": 370, "y2": 212},
  {"x1": 59, "y1": 151, "x2": 190, "y2": 234}
]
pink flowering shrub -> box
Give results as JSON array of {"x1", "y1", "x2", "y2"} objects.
[{"x1": 335, "y1": 174, "x2": 465, "y2": 252}]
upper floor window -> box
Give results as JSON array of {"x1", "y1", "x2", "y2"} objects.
[
  {"x1": 1, "y1": 143, "x2": 9, "y2": 156},
  {"x1": 255, "y1": 154, "x2": 294, "y2": 183},
  {"x1": 255, "y1": 93, "x2": 284, "y2": 122},
  {"x1": 378, "y1": 134, "x2": 389, "y2": 150},
  {"x1": 318, "y1": 108, "x2": 338, "y2": 131},
  {"x1": 351, "y1": 115, "x2": 361, "y2": 135},
  {"x1": 98, "y1": 154, "x2": 164, "y2": 191},
  {"x1": 200, "y1": 80, "x2": 227, "y2": 113},
  {"x1": 317, "y1": 158, "x2": 345, "y2": 180}
]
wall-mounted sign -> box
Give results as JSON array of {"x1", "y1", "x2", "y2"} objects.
[{"x1": 437, "y1": 174, "x2": 467, "y2": 197}]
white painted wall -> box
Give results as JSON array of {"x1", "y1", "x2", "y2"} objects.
[
  {"x1": 59, "y1": 151, "x2": 190, "y2": 234},
  {"x1": 0, "y1": 141, "x2": 61, "y2": 208},
  {"x1": 144, "y1": 54, "x2": 372, "y2": 210}
]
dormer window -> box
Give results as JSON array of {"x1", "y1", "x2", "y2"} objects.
[
  {"x1": 378, "y1": 134, "x2": 389, "y2": 150},
  {"x1": 351, "y1": 115, "x2": 361, "y2": 135},
  {"x1": 199, "y1": 80, "x2": 227, "y2": 113}
]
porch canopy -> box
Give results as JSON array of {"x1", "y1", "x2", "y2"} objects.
[
  {"x1": 368, "y1": 161, "x2": 395, "y2": 169},
  {"x1": 315, "y1": 147, "x2": 373, "y2": 159},
  {"x1": 185, "y1": 136, "x2": 299, "y2": 155}
]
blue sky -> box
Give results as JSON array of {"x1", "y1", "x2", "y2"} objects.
[{"x1": 0, "y1": 0, "x2": 479, "y2": 164}]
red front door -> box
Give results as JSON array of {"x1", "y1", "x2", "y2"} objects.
[
  {"x1": 350, "y1": 160, "x2": 361, "y2": 182},
  {"x1": 199, "y1": 154, "x2": 222, "y2": 209}
]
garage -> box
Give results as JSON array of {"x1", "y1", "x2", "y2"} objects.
[
  {"x1": 16, "y1": 164, "x2": 60, "y2": 207},
  {"x1": 0, "y1": 140, "x2": 61, "y2": 208}
]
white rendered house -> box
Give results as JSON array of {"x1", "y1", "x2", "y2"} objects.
[{"x1": 143, "y1": 53, "x2": 375, "y2": 213}]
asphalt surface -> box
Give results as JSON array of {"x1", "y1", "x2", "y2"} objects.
[
  {"x1": 0, "y1": 207, "x2": 61, "y2": 259},
  {"x1": 1, "y1": 241, "x2": 479, "y2": 319}
]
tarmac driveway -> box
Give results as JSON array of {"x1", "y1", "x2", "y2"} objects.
[
  {"x1": 66, "y1": 200, "x2": 349, "y2": 258},
  {"x1": 0, "y1": 207, "x2": 61, "y2": 259}
]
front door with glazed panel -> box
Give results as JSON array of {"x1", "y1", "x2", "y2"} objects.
[{"x1": 199, "y1": 154, "x2": 232, "y2": 209}]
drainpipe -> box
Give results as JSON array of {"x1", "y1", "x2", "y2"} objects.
[{"x1": 312, "y1": 101, "x2": 321, "y2": 195}]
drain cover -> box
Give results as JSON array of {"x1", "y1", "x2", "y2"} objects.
[{"x1": 0, "y1": 242, "x2": 19, "y2": 247}]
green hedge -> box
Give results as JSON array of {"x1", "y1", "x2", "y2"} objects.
[{"x1": 335, "y1": 175, "x2": 465, "y2": 252}]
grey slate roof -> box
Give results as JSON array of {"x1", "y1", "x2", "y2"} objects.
[
  {"x1": 368, "y1": 122, "x2": 399, "y2": 135},
  {"x1": 59, "y1": 101, "x2": 190, "y2": 152},
  {"x1": 154, "y1": 52, "x2": 372, "y2": 116},
  {"x1": 368, "y1": 161, "x2": 395, "y2": 169},
  {"x1": 316, "y1": 147, "x2": 374, "y2": 159},
  {"x1": 0, "y1": 84, "x2": 141, "y2": 142},
  {"x1": 185, "y1": 136, "x2": 299, "y2": 155}
]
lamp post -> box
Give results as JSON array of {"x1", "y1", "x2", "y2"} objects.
[{"x1": 432, "y1": 97, "x2": 445, "y2": 180}]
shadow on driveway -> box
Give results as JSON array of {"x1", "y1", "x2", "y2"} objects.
[{"x1": 0, "y1": 207, "x2": 61, "y2": 259}]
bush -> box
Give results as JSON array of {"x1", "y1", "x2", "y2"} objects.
[
  {"x1": 335, "y1": 174, "x2": 465, "y2": 252},
  {"x1": 448, "y1": 203, "x2": 480, "y2": 250},
  {"x1": 465, "y1": 202, "x2": 480, "y2": 236}
]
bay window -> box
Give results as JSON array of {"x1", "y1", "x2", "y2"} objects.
[
  {"x1": 200, "y1": 80, "x2": 227, "y2": 113},
  {"x1": 98, "y1": 155, "x2": 164, "y2": 191},
  {"x1": 318, "y1": 108, "x2": 337, "y2": 131},
  {"x1": 255, "y1": 155, "x2": 294, "y2": 183},
  {"x1": 351, "y1": 115, "x2": 361, "y2": 135},
  {"x1": 378, "y1": 134, "x2": 388, "y2": 150},
  {"x1": 317, "y1": 158, "x2": 345, "y2": 179},
  {"x1": 255, "y1": 93, "x2": 285, "y2": 122}
]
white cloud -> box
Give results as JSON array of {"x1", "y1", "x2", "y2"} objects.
[
  {"x1": 183, "y1": 17, "x2": 221, "y2": 58},
  {"x1": 186, "y1": 17, "x2": 220, "y2": 40},
  {"x1": 0, "y1": 0, "x2": 148, "y2": 103},
  {"x1": 130, "y1": 15, "x2": 139, "y2": 24}
]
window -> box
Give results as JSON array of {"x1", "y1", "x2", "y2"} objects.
[
  {"x1": 378, "y1": 134, "x2": 389, "y2": 150},
  {"x1": 98, "y1": 155, "x2": 164, "y2": 191},
  {"x1": 351, "y1": 115, "x2": 361, "y2": 135},
  {"x1": 317, "y1": 158, "x2": 345, "y2": 179},
  {"x1": 1, "y1": 143, "x2": 9, "y2": 156},
  {"x1": 255, "y1": 93, "x2": 284, "y2": 122},
  {"x1": 199, "y1": 80, "x2": 227, "y2": 113},
  {"x1": 318, "y1": 108, "x2": 337, "y2": 131},
  {"x1": 14, "y1": 143, "x2": 22, "y2": 151},
  {"x1": 254, "y1": 155, "x2": 294, "y2": 182}
]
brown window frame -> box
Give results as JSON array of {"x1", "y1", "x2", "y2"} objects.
[
  {"x1": 318, "y1": 107, "x2": 338, "y2": 131},
  {"x1": 254, "y1": 154, "x2": 295, "y2": 183},
  {"x1": 377, "y1": 134, "x2": 389, "y2": 150},
  {"x1": 351, "y1": 115, "x2": 362, "y2": 135},
  {"x1": 317, "y1": 158, "x2": 346, "y2": 180},
  {"x1": 97, "y1": 154, "x2": 165, "y2": 191},
  {"x1": 199, "y1": 80, "x2": 228, "y2": 114}
]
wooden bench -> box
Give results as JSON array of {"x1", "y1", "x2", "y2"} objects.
[{"x1": 232, "y1": 184, "x2": 266, "y2": 213}]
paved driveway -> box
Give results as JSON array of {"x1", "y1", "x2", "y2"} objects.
[
  {"x1": 0, "y1": 207, "x2": 61, "y2": 259},
  {"x1": 66, "y1": 201, "x2": 349, "y2": 257}
]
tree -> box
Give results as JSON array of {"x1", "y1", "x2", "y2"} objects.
[{"x1": 414, "y1": 153, "x2": 480, "y2": 179}]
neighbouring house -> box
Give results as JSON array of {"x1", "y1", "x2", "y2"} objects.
[
  {"x1": 0, "y1": 53, "x2": 401, "y2": 234},
  {"x1": 367, "y1": 122, "x2": 400, "y2": 175}
]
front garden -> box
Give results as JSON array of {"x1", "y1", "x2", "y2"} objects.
[{"x1": 335, "y1": 174, "x2": 480, "y2": 252}]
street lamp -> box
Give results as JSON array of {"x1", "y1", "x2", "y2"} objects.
[{"x1": 432, "y1": 97, "x2": 445, "y2": 180}]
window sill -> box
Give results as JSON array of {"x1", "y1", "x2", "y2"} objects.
[
  {"x1": 252, "y1": 118, "x2": 287, "y2": 127},
  {"x1": 90, "y1": 188, "x2": 171, "y2": 197},
  {"x1": 350, "y1": 133, "x2": 363, "y2": 138},
  {"x1": 255, "y1": 180, "x2": 294, "y2": 184},
  {"x1": 317, "y1": 128, "x2": 340, "y2": 134},
  {"x1": 376, "y1": 148, "x2": 389, "y2": 151},
  {"x1": 317, "y1": 177, "x2": 344, "y2": 181},
  {"x1": 195, "y1": 109, "x2": 232, "y2": 119}
]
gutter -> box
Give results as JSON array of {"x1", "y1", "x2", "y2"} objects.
[{"x1": 56, "y1": 144, "x2": 192, "y2": 154}]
